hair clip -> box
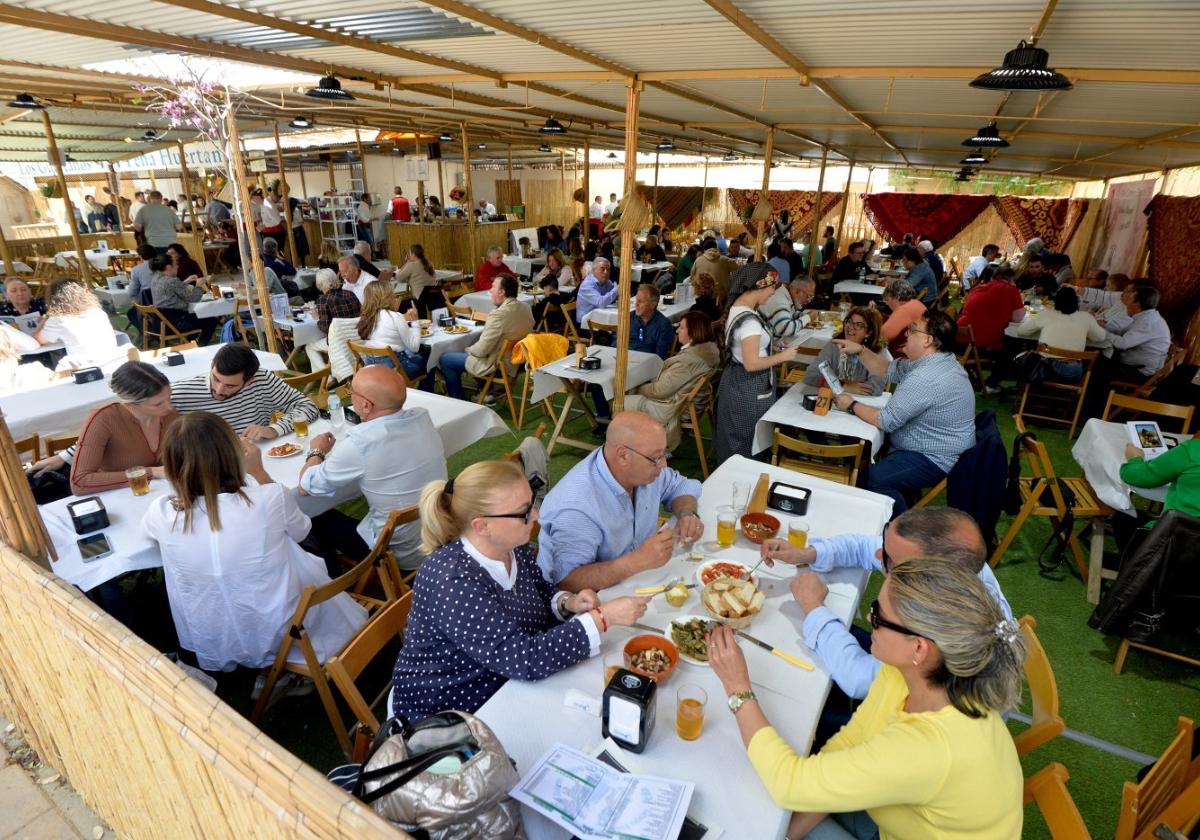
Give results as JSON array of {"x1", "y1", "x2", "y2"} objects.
[
  {"x1": 994, "y1": 619, "x2": 1019, "y2": 645},
  {"x1": 443, "y1": 478, "x2": 455, "y2": 496}
]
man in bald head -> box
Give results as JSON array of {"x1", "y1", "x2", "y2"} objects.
[
  {"x1": 300, "y1": 364, "x2": 446, "y2": 569},
  {"x1": 537, "y1": 411, "x2": 704, "y2": 592}
]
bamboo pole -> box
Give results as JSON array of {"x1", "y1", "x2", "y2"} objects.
[
  {"x1": 354, "y1": 128, "x2": 370, "y2": 196},
  {"x1": 227, "y1": 112, "x2": 278, "y2": 355},
  {"x1": 298, "y1": 163, "x2": 308, "y2": 201},
  {"x1": 859, "y1": 167, "x2": 875, "y2": 241},
  {"x1": 0, "y1": 219, "x2": 13, "y2": 275},
  {"x1": 436, "y1": 156, "x2": 445, "y2": 223},
  {"x1": 652, "y1": 150, "x2": 661, "y2": 226},
  {"x1": 753, "y1": 127, "x2": 775, "y2": 261},
  {"x1": 40, "y1": 110, "x2": 92, "y2": 286},
  {"x1": 698, "y1": 156, "x2": 709, "y2": 236},
  {"x1": 271, "y1": 123, "x2": 300, "y2": 268},
  {"x1": 507, "y1": 143, "x2": 513, "y2": 182},
  {"x1": 415, "y1": 133, "x2": 425, "y2": 234},
  {"x1": 834, "y1": 161, "x2": 855, "y2": 256},
  {"x1": 326, "y1": 158, "x2": 336, "y2": 192},
  {"x1": 460, "y1": 122, "x2": 478, "y2": 268},
  {"x1": 177, "y1": 141, "x2": 194, "y2": 233},
  {"x1": 583, "y1": 138, "x2": 591, "y2": 247},
  {"x1": 807, "y1": 146, "x2": 829, "y2": 279},
  {"x1": 612, "y1": 80, "x2": 642, "y2": 415},
  {"x1": 0, "y1": 415, "x2": 54, "y2": 567},
  {"x1": 559, "y1": 149, "x2": 565, "y2": 198}
]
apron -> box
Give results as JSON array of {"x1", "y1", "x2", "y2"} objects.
[{"x1": 714, "y1": 310, "x2": 777, "y2": 465}]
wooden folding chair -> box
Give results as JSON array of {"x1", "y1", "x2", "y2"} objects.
[
  {"x1": 131, "y1": 302, "x2": 202, "y2": 350},
  {"x1": 557, "y1": 301, "x2": 583, "y2": 342},
  {"x1": 232, "y1": 298, "x2": 258, "y2": 345},
  {"x1": 1111, "y1": 343, "x2": 1186, "y2": 399},
  {"x1": 345, "y1": 339, "x2": 426, "y2": 389},
  {"x1": 1102, "y1": 391, "x2": 1193, "y2": 435},
  {"x1": 511, "y1": 334, "x2": 569, "y2": 430},
  {"x1": 13, "y1": 434, "x2": 39, "y2": 464},
  {"x1": 1015, "y1": 343, "x2": 1099, "y2": 439},
  {"x1": 989, "y1": 418, "x2": 1110, "y2": 576},
  {"x1": 1115, "y1": 717, "x2": 1195, "y2": 840},
  {"x1": 957, "y1": 324, "x2": 987, "y2": 391},
  {"x1": 1023, "y1": 763, "x2": 1091, "y2": 840},
  {"x1": 1013, "y1": 615, "x2": 1066, "y2": 758},
  {"x1": 446, "y1": 302, "x2": 473, "y2": 320},
  {"x1": 130, "y1": 342, "x2": 198, "y2": 360},
  {"x1": 771, "y1": 428, "x2": 865, "y2": 486},
  {"x1": 588, "y1": 320, "x2": 618, "y2": 343},
  {"x1": 353, "y1": 505, "x2": 420, "y2": 599},
  {"x1": 678, "y1": 371, "x2": 716, "y2": 479},
  {"x1": 44, "y1": 435, "x2": 76, "y2": 456},
  {"x1": 276, "y1": 366, "x2": 331, "y2": 409},
  {"x1": 324, "y1": 593, "x2": 414, "y2": 761},
  {"x1": 474, "y1": 339, "x2": 519, "y2": 427}
]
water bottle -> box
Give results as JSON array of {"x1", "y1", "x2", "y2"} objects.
[{"x1": 328, "y1": 392, "x2": 345, "y2": 433}]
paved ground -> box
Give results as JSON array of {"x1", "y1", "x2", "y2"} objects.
[{"x1": 0, "y1": 717, "x2": 111, "y2": 840}]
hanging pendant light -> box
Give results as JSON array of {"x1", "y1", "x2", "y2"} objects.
[
  {"x1": 476, "y1": 143, "x2": 487, "y2": 150},
  {"x1": 607, "y1": 152, "x2": 618, "y2": 159},
  {"x1": 438, "y1": 131, "x2": 454, "y2": 142},
  {"x1": 305, "y1": 74, "x2": 354, "y2": 101},
  {"x1": 538, "y1": 143, "x2": 552, "y2": 153},
  {"x1": 655, "y1": 138, "x2": 675, "y2": 151},
  {"x1": 722, "y1": 151, "x2": 738, "y2": 162},
  {"x1": 970, "y1": 40, "x2": 1073, "y2": 92},
  {"x1": 289, "y1": 115, "x2": 313, "y2": 130},
  {"x1": 539, "y1": 116, "x2": 567, "y2": 134},
  {"x1": 954, "y1": 167, "x2": 976, "y2": 182},
  {"x1": 139, "y1": 129, "x2": 161, "y2": 143},
  {"x1": 961, "y1": 149, "x2": 987, "y2": 166},
  {"x1": 961, "y1": 121, "x2": 1009, "y2": 147},
  {"x1": 7, "y1": 92, "x2": 43, "y2": 110}
]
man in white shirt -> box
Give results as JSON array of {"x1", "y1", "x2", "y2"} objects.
[
  {"x1": 355, "y1": 192, "x2": 375, "y2": 251},
  {"x1": 962, "y1": 243, "x2": 999, "y2": 291},
  {"x1": 1105, "y1": 285, "x2": 1171, "y2": 378},
  {"x1": 128, "y1": 191, "x2": 147, "y2": 228},
  {"x1": 299, "y1": 364, "x2": 447, "y2": 569},
  {"x1": 259, "y1": 193, "x2": 283, "y2": 232},
  {"x1": 477, "y1": 199, "x2": 497, "y2": 216},
  {"x1": 338, "y1": 255, "x2": 375, "y2": 304},
  {"x1": 604, "y1": 193, "x2": 619, "y2": 215},
  {"x1": 589, "y1": 196, "x2": 604, "y2": 220}
]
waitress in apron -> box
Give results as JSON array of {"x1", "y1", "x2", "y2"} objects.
[{"x1": 714, "y1": 267, "x2": 800, "y2": 464}]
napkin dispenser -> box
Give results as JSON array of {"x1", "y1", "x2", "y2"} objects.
[
  {"x1": 579, "y1": 355, "x2": 601, "y2": 371},
  {"x1": 602, "y1": 668, "x2": 657, "y2": 753},
  {"x1": 437, "y1": 314, "x2": 455, "y2": 328},
  {"x1": 163, "y1": 351, "x2": 185, "y2": 367},
  {"x1": 221, "y1": 288, "x2": 235, "y2": 300},
  {"x1": 72, "y1": 367, "x2": 103, "y2": 384},
  {"x1": 767, "y1": 481, "x2": 812, "y2": 516},
  {"x1": 67, "y1": 496, "x2": 110, "y2": 534}
]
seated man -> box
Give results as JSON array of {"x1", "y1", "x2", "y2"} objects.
[
  {"x1": 575, "y1": 257, "x2": 619, "y2": 332},
  {"x1": 438, "y1": 274, "x2": 534, "y2": 401},
  {"x1": 1104, "y1": 284, "x2": 1171, "y2": 381},
  {"x1": 473, "y1": 245, "x2": 515, "y2": 292},
  {"x1": 353, "y1": 240, "x2": 381, "y2": 279},
  {"x1": 305, "y1": 268, "x2": 361, "y2": 372},
  {"x1": 779, "y1": 237, "x2": 805, "y2": 279},
  {"x1": 831, "y1": 240, "x2": 875, "y2": 282},
  {"x1": 901, "y1": 246, "x2": 937, "y2": 305},
  {"x1": 299, "y1": 364, "x2": 447, "y2": 568},
  {"x1": 630, "y1": 283, "x2": 673, "y2": 360},
  {"x1": 1018, "y1": 255, "x2": 1055, "y2": 297},
  {"x1": 531, "y1": 275, "x2": 574, "y2": 332},
  {"x1": 1073, "y1": 273, "x2": 1131, "y2": 330},
  {"x1": 962, "y1": 243, "x2": 1000, "y2": 292},
  {"x1": 833, "y1": 310, "x2": 976, "y2": 514},
  {"x1": 918, "y1": 239, "x2": 944, "y2": 285},
  {"x1": 338, "y1": 255, "x2": 376, "y2": 304},
  {"x1": 956, "y1": 265, "x2": 1024, "y2": 353},
  {"x1": 760, "y1": 275, "x2": 816, "y2": 340},
  {"x1": 148, "y1": 255, "x2": 218, "y2": 344},
  {"x1": 538, "y1": 411, "x2": 703, "y2": 592},
  {"x1": 765, "y1": 241, "x2": 792, "y2": 284}
]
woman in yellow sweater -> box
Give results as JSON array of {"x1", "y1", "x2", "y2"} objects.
[{"x1": 708, "y1": 557, "x2": 1027, "y2": 840}]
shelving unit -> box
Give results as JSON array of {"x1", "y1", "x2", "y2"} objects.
[{"x1": 317, "y1": 193, "x2": 357, "y2": 256}]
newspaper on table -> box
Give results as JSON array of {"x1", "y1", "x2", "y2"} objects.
[
  {"x1": 510, "y1": 744, "x2": 693, "y2": 840},
  {"x1": 1, "y1": 313, "x2": 42, "y2": 336}
]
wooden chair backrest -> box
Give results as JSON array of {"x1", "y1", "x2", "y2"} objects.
[
  {"x1": 137, "y1": 342, "x2": 198, "y2": 358},
  {"x1": 1024, "y1": 763, "x2": 1091, "y2": 840},
  {"x1": 447, "y1": 302, "x2": 473, "y2": 319},
  {"x1": 1116, "y1": 717, "x2": 1195, "y2": 840},
  {"x1": 276, "y1": 366, "x2": 331, "y2": 408},
  {"x1": 1036, "y1": 342, "x2": 1100, "y2": 366},
  {"x1": 346, "y1": 339, "x2": 400, "y2": 370},
  {"x1": 13, "y1": 434, "x2": 39, "y2": 462},
  {"x1": 1102, "y1": 391, "x2": 1194, "y2": 435},
  {"x1": 45, "y1": 435, "x2": 76, "y2": 456},
  {"x1": 357, "y1": 505, "x2": 420, "y2": 604},
  {"x1": 324, "y1": 592, "x2": 413, "y2": 738},
  {"x1": 678, "y1": 370, "x2": 715, "y2": 420},
  {"x1": 557, "y1": 301, "x2": 581, "y2": 341},
  {"x1": 1014, "y1": 615, "x2": 1065, "y2": 758},
  {"x1": 771, "y1": 428, "x2": 864, "y2": 486},
  {"x1": 1136, "y1": 345, "x2": 1188, "y2": 397}
]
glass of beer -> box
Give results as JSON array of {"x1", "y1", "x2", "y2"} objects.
[
  {"x1": 269, "y1": 409, "x2": 284, "y2": 425},
  {"x1": 788, "y1": 520, "x2": 810, "y2": 549},
  {"x1": 603, "y1": 651, "x2": 621, "y2": 688},
  {"x1": 125, "y1": 466, "x2": 150, "y2": 496},
  {"x1": 675, "y1": 684, "x2": 707, "y2": 741},
  {"x1": 293, "y1": 416, "x2": 310, "y2": 438},
  {"x1": 716, "y1": 506, "x2": 737, "y2": 548}
]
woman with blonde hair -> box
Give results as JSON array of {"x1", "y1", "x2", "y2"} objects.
[
  {"x1": 356, "y1": 280, "x2": 425, "y2": 382},
  {"x1": 804, "y1": 306, "x2": 888, "y2": 396},
  {"x1": 708, "y1": 556, "x2": 1027, "y2": 840},
  {"x1": 34, "y1": 278, "x2": 121, "y2": 370},
  {"x1": 533, "y1": 247, "x2": 573, "y2": 287},
  {"x1": 143, "y1": 412, "x2": 366, "y2": 675},
  {"x1": 390, "y1": 460, "x2": 650, "y2": 719},
  {"x1": 394, "y1": 243, "x2": 443, "y2": 317}
]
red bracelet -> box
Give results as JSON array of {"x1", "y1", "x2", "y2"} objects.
[{"x1": 592, "y1": 608, "x2": 608, "y2": 632}]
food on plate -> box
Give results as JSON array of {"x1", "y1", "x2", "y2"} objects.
[
  {"x1": 446, "y1": 324, "x2": 470, "y2": 334},
  {"x1": 665, "y1": 583, "x2": 690, "y2": 607},
  {"x1": 671, "y1": 618, "x2": 711, "y2": 662},
  {"x1": 740, "y1": 512, "x2": 781, "y2": 543},
  {"x1": 629, "y1": 646, "x2": 671, "y2": 674},
  {"x1": 702, "y1": 578, "x2": 765, "y2": 621},
  {"x1": 267, "y1": 443, "x2": 302, "y2": 457},
  {"x1": 700, "y1": 561, "x2": 751, "y2": 586},
  {"x1": 420, "y1": 328, "x2": 430, "y2": 337}
]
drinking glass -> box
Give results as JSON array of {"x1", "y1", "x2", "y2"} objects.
[
  {"x1": 293, "y1": 416, "x2": 310, "y2": 438},
  {"x1": 602, "y1": 651, "x2": 622, "y2": 689},
  {"x1": 675, "y1": 684, "x2": 707, "y2": 741},
  {"x1": 731, "y1": 481, "x2": 750, "y2": 514},
  {"x1": 788, "y1": 520, "x2": 810, "y2": 549},
  {"x1": 716, "y1": 506, "x2": 737, "y2": 548},
  {"x1": 125, "y1": 466, "x2": 149, "y2": 497}
]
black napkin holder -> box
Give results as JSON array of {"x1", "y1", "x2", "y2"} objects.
[
  {"x1": 579, "y1": 355, "x2": 601, "y2": 371},
  {"x1": 67, "y1": 496, "x2": 110, "y2": 534},
  {"x1": 72, "y1": 367, "x2": 103, "y2": 384},
  {"x1": 767, "y1": 481, "x2": 812, "y2": 516},
  {"x1": 221, "y1": 289, "x2": 235, "y2": 300},
  {"x1": 437, "y1": 315, "x2": 455, "y2": 328},
  {"x1": 164, "y1": 352, "x2": 185, "y2": 366},
  {"x1": 602, "y1": 668, "x2": 657, "y2": 754},
  {"x1": 802, "y1": 393, "x2": 818, "y2": 411}
]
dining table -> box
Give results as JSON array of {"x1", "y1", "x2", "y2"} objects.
[
  {"x1": 419, "y1": 319, "x2": 485, "y2": 371},
  {"x1": 477, "y1": 454, "x2": 894, "y2": 840},
  {"x1": 453, "y1": 290, "x2": 536, "y2": 314},
  {"x1": 753, "y1": 382, "x2": 890, "y2": 459},
  {"x1": 582, "y1": 299, "x2": 692, "y2": 330}
]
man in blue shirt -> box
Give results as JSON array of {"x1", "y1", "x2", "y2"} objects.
[
  {"x1": 538, "y1": 411, "x2": 703, "y2": 592},
  {"x1": 919, "y1": 239, "x2": 944, "y2": 285},
  {"x1": 575, "y1": 258, "x2": 619, "y2": 331},
  {"x1": 902, "y1": 246, "x2": 937, "y2": 305},
  {"x1": 631, "y1": 284, "x2": 673, "y2": 359},
  {"x1": 765, "y1": 241, "x2": 792, "y2": 283}
]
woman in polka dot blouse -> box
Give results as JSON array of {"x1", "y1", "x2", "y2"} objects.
[{"x1": 391, "y1": 460, "x2": 650, "y2": 719}]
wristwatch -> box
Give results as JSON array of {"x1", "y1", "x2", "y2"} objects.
[
  {"x1": 846, "y1": 399, "x2": 859, "y2": 414},
  {"x1": 306, "y1": 449, "x2": 326, "y2": 461},
  {"x1": 727, "y1": 690, "x2": 757, "y2": 714}
]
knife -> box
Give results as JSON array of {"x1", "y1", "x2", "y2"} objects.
[
  {"x1": 632, "y1": 622, "x2": 667, "y2": 635},
  {"x1": 633, "y1": 581, "x2": 699, "y2": 596},
  {"x1": 733, "y1": 629, "x2": 814, "y2": 671}
]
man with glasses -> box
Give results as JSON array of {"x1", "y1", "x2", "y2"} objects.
[
  {"x1": 537, "y1": 411, "x2": 703, "y2": 593},
  {"x1": 831, "y1": 240, "x2": 876, "y2": 282},
  {"x1": 299, "y1": 364, "x2": 446, "y2": 570},
  {"x1": 833, "y1": 309, "x2": 976, "y2": 514}
]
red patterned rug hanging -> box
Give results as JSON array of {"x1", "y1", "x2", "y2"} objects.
[
  {"x1": 1144, "y1": 195, "x2": 1200, "y2": 329},
  {"x1": 993, "y1": 197, "x2": 1090, "y2": 252},
  {"x1": 638, "y1": 185, "x2": 718, "y2": 232},
  {"x1": 861, "y1": 193, "x2": 995, "y2": 246},
  {"x1": 727, "y1": 189, "x2": 843, "y2": 238}
]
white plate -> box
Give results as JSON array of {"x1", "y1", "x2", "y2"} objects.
[
  {"x1": 695, "y1": 559, "x2": 753, "y2": 588},
  {"x1": 668, "y1": 615, "x2": 714, "y2": 667},
  {"x1": 265, "y1": 445, "x2": 303, "y2": 458}
]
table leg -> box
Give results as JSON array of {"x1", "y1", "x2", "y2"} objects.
[
  {"x1": 546, "y1": 379, "x2": 603, "y2": 456},
  {"x1": 1086, "y1": 518, "x2": 1106, "y2": 605},
  {"x1": 545, "y1": 390, "x2": 575, "y2": 457}
]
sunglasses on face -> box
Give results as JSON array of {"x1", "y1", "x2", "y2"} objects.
[{"x1": 867, "y1": 598, "x2": 922, "y2": 637}]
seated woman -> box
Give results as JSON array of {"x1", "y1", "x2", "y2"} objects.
[
  {"x1": 390, "y1": 460, "x2": 648, "y2": 719},
  {"x1": 71, "y1": 360, "x2": 178, "y2": 494},
  {"x1": 148, "y1": 255, "x2": 218, "y2": 345},
  {"x1": 625, "y1": 312, "x2": 719, "y2": 451},
  {"x1": 708, "y1": 556, "x2": 1025, "y2": 840},
  {"x1": 689, "y1": 273, "x2": 721, "y2": 322},
  {"x1": 394, "y1": 243, "x2": 443, "y2": 317},
  {"x1": 166, "y1": 242, "x2": 205, "y2": 283},
  {"x1": 0, "y1": 278, "x2": 45, "y2": 317},
  {"x1": 34, "y1": 279, "x2": 121, "y2": 370},
  {"x1": 355, "y1": 280, "x2": 425, "y2": 383},
  {"x1": 143, "y1": 412, "x2": 366, "y2": 673},
  {"x1": 803, "y1": 306, "x2": 888, "y2": 396},
  {"x1": 675, "y1": 244, "x2": 699, "y2": 285},
  {"x1": 533, "y1": 248, "x2": 573, "y2": 288},
  {"x1": 530, "y1": 275, "x2": 575, "y2": 333},
  {"x1": 1015, "y1": 285, "x2": 1106, "y2": 383},
  {"x1": 879, "y1": 279, "x2": 926, "y2": 359}
]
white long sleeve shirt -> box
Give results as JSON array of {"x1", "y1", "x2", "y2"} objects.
[{"x1": 1107, "y1": 308, "x2": 1171, "y2": 375}]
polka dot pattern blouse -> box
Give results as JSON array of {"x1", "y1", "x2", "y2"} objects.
[{"x1": 391, "y1": 539, "x2": 591, "y2": 719}]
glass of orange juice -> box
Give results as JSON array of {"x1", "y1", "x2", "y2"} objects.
[
  {"x1": 676, "y1": 684, "x2": 707, "y2": 741},
  {"x1": 716, "y1": 506, "x2": 737, "y2": 547},
  {"x1": 788, "y1": 520, "x2": 809, "y2": 549}
]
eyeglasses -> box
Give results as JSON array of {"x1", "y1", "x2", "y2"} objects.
[
  {"x1": 485, "y1": 501, "x2": 537, "y2": 524},
  {"x1": 879, "y1": 522, "x2": 893, "y2": 574},
  {"x1": 623, "y1": 444, "x2": 668, "y2": 467},
  {"x1": 844, "y1": 319, "x2": 868, "y2": 331},
  {"x1": 867, "y1": 599, "x2": 922, "y2": 637},
  {"x1": 905, "y1": 325, "x2": 930, "y2": 338}
]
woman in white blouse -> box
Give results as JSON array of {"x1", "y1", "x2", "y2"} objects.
[
  {"x1": 0, "y1": 324, "x2": 50, "y2": 394},
  {"x1": 1016, "y1": 285, "x2": 1106, "y2": 382},
  {"x1": 33, "y1": 279, "x2": 120, "y2": 370},
  {"x1": 714, "y1": 270, "x2": 799, "y2": 464},
  {"x1": 356, "y1": 279, "x2": 426, "y2": 382},
  {"x1": 143, "y1": 412, "x2": 366, "y2": 674},
  {"x1": 533, "y1": 248, "x2": 574, "y2": 287}
]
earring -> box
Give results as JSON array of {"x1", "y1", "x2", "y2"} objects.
[{"x1": 911, "y1": 657, "x2": 919, "y2": 665}]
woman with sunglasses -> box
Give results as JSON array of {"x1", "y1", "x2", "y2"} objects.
[
  {"x1": 708, "y1": 556, "x2": 1026, "y2": 840},
  {"x1": 803, "y1": 306, "x2": 887, "y2": 396},
  {"x1": 389, "y1": 460, "x2": 650, "y2": 719}
]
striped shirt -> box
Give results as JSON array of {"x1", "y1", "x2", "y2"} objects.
[{"x1": 880, "y1": 351, "x2": 976, "y2": 473}]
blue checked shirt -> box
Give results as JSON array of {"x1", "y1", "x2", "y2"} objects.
[
  {"x1": 802, "y1": 532, "x2": 1014, "y2": 699},
  {"x1": 536, "y1": 446, "x2": 702, "y2": 585},
  {"x1": 880, "y1": 352, "x2": 976, "y2": 473}
]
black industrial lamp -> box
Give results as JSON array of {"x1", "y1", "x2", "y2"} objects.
[
  {"x1": 305, "y1": 74, "x2": 354, "y2": 101},
  {"x1": 8, "y1": 92, "x2": 43, "y2": 110},
  {"x1": 139, "y1": 129, "x2": 161, "y2": 143},
  {"x1": 970, "y1": 40, "x2": 1073, "y2": 92},
  {"x1": 538, "y1": 143, "x2": 552, "y2": 152},
  {"x1": 539, "y1": 116, "x2": 567, "y2": 134},
  {"x1": 607, "y1": 152, "x2": 618, "y2": 159},
  {"x1": 289, "y1": 115, "x2": 313, "y2": 129},
  {"x1": 722, "y1": 151, "x2": 738, "y2": 162},
  {"x1": 439, "y1": 131, "x2": 453, "y2": 142},
  {"x1": 961, "y1": 149, "x2": 988, "y2": 166},
  {"x1": 954, "y1": 167, "x2": 976, "y2": 181},
  {"x1": 962, "y1": 121, "x2": 1009, "y2": 148},
  {"x1": 655, "y1": 138, "x2": 675, "y2": 151}
]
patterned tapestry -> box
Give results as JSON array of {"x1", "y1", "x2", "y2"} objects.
[
  {"x1": 993, "y1": 197, "x2": 1090, "y2": 252},
  {"x1": 727, "y1": 189, "x2": 843, "y2": 238},
  {"x1": 1092, "y1": 179, "x2": 1156, "y2": 276},
  {"x1": 641, "y1": 185, "x2": 718, "y2": 232},
  {"x1": 861, "y1": 193, "x2": 995, "y2": 246},
  {"x1": 1144, "y1": 195, "x2": 1200, "y2": 328}
]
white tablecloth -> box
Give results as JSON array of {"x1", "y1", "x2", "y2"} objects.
[
  {"x1": 477, "y1": 454, "x2": 892, "y2": 840},
  {"x1": 788, "y1": 324, "x2": 837, "y2": 351},
  {"x1": 94, "y1": 286, "x2": 132, "y2": 312},
  {"x1": 529, "y1": 345, "x2": 663, "y2": 403},
  {"x1": 1072, "y1": 419, "x2": 1169, "y2": 514},
  {"x1": 832, "y1": 280, "x2": 884, "y2": 297},
  {"x1": 754, "y1": 383, "x2": 890, "y2": 458},
  {"x1": 421, "y1": 321, "x2": 484, "y2": 371},
  {"x1": 273, "y1": 313, "x2": 324, "y2": 347},
  {"x1": 454, "y1": 290, "x2": 535, "y2": 314},
  {"x1": 192, "y1": 296, "x2": 236, "y2": 320},
  {"x1": 502, "y1": 254, "x2": 546, "y2": 277},
  {"x1": 55, "y1": 249, "x2": 134, "y2": 271},
  {"x1": 582, "y1": 300, "x2": 691, "y2": 330},
  {"x1": 3, "y1": 346, "x2": 285, "y2": 440}
]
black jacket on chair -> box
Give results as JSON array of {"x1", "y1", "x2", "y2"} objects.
[
  {"x1": 1089, "y1": 509, "x2": 1200, "y2": 639},
  {"x1": 944, "y1": 410, "x2": 1008, "y2": 549}
]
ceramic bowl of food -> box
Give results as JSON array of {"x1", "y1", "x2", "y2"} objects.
[
  {"x1": 701, "y1": 577, "x2": 765, "y2": 630},
  {"x1": 740, "y1": 512, "x2": 781, "y2": 544},
  {"x1": 622, "y1": 634, "x2": 679, "y2": 683}
]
